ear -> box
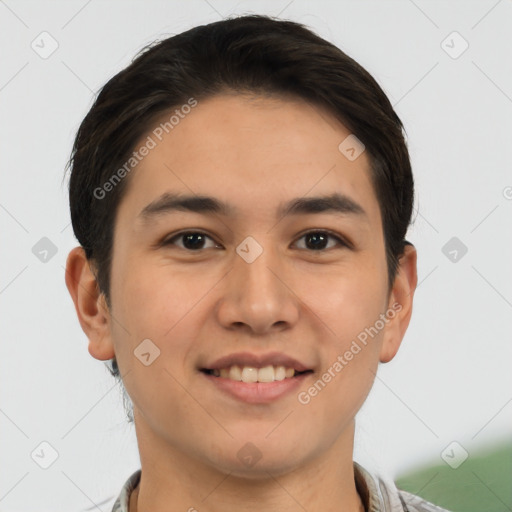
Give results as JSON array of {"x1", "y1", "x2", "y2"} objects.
[
  {"x1": 379, "y1": 243, "x2": 418, "y2": 363},
  {"x1": 65, "y1": 246, "x2": 115, "y2": 361}
]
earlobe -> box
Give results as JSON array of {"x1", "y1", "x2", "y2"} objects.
[
  {"x1": 379, "y1": 243, "x2": 418, "y2": 363},
  {"x1": 65, "y1": 247, "x2": 115, "y2": 361}
]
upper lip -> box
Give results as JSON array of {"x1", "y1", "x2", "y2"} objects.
[{"x1": 202, "y1": 351, "x2": 313, "y2": 373}]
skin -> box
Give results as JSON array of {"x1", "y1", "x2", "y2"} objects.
[{"x1": 66, "y1": 94, "x2": 417, "y2": 512}]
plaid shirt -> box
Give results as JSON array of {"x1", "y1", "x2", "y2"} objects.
[{"x1": 111, "y1": 462, "x2": 451, "y2": 512}]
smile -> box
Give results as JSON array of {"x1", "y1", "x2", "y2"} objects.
[{"x1": 202, "y1": 365, "x2": 312, "y2": 383}]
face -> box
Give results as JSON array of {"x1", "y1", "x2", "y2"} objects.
[{"x1": 68, "y1": 93, "x2": 416, "y2": 478}]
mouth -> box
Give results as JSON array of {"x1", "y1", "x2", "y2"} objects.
[
  {"x1": 200, "y1": 365, "x2": 314, "y2": 383},
  {"x1": 199, "y1": 351, "x2": 315, "y2": 403},
  {"x1": 200, "y1": 366, "x2": 314, "y2": 404}
]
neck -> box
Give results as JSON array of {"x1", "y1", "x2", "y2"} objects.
[{"x1": 130, "y1": 415, "x2": 364, "y2": 512}]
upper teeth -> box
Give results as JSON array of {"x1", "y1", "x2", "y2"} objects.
[{"x1": 212, "y1": 365, "x2": 296, "y2": 382}]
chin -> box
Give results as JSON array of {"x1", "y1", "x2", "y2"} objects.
[{"x1": 208, "y1": 438, "x2": 310, "y2": 478}]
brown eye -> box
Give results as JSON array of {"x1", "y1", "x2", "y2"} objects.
[
  {"x1": 294, "y1": 231, "x2": 348, "y2": 251},
  {"x1": 164, "y1": 231, "x2": 219, "y2": 251}
]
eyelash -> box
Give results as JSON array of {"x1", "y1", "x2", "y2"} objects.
[{"x1": 161, "y1": 230, "x2": 351, "y2": 252}]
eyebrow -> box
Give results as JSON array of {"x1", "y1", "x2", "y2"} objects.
[{"x1": 138, "y1": 192, "x2": 367, "y2": 221}]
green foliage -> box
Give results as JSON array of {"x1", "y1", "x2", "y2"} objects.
[{"x1": 395, "y1": 441, "x2": 512, "y2": 511}]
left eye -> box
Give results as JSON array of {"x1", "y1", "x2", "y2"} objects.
[
  {"x1": 163, "y1": 231, "x2": 347, "y2": 251},
  {"x1": 294, "y1": 231, "x2": 347, "y2": 251}
]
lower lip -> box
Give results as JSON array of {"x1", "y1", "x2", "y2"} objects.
[{"x1": 201, "y1": 371, "x2": 312, "y2": 404}]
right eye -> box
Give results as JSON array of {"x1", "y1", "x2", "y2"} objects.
[{"x1": 162, "y1": 231, "x2": 221, "y2": 251}]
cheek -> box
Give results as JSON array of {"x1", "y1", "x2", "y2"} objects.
[
  {"x1": 107, "y1": 260, "x2": 206, "y2": 407},
  {"x1": 304, "y1": 260, "x2": 388, "y2": 340},
  {"x1": 298, "y1": 294, "x2": 386, "y2": 435},
  {"x1": 108, "y1": 256, "x2": 181, "y2": 369},
  {"x1": 112, "y1": 256, "x2": 204, "y2": 336},
  {"x1": 109, "y1": 257, "x2": 226, "y2": 380},
  {"x1": 304, "y1": 258, "x2": 388, "y2": 389}
]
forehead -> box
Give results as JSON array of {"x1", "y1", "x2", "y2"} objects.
[{"x1": 118, "y1": 94, "x2": 380, "y2": 225}]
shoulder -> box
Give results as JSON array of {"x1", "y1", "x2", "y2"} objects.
[
  {"x1": 354, "y1": 461, "x2": 453, "y2": 512},
  {"x1": 397, "y1": 489, "x2": 453, "y2": 512}
]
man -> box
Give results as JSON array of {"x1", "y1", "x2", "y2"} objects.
[{"x1": 65, "y1": 14, "x2": 451, "y2": 512}]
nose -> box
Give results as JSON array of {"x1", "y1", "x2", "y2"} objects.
[{"x1": 215, "y1": 240, "x2": 300, "y2": 335}]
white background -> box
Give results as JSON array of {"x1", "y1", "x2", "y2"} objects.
[{"x1": 1, "y1": 1, "x2": 511, "y2": 510}]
